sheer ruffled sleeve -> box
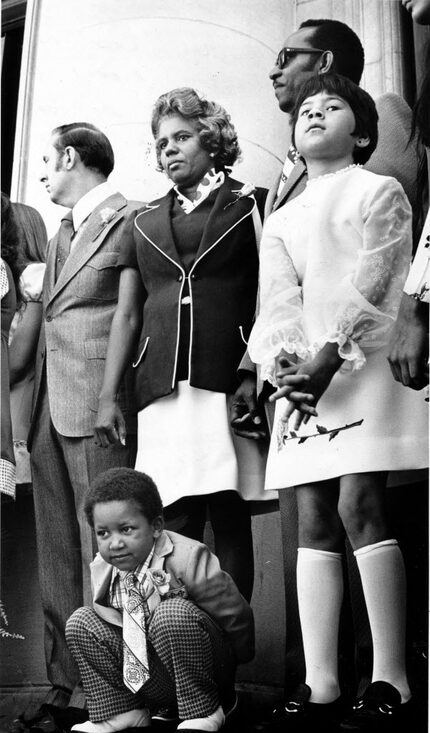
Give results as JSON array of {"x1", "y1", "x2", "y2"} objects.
[
  {"x1": 248, "y1": 216, "x2": 308, "y2": 385},
  {"x1": 311, "y1": 178, "x2": 412, "y2": 371}
]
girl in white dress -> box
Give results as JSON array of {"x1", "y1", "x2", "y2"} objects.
[{"x1": 248, "y1": 74, "x2": 428, "y2": 730}]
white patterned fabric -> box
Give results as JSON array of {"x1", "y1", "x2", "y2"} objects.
[
  {"x1": 0, "y1": 260, "x2": 9, "y2": 299},
  {"x1": 249, "y1": 167, "x2": 412, "y2": 384},
  {"x1": 122, "y1": 546, "x2": 156, "y2": 691},
  {"x1": 0, "y1": 458, "x2": 16, "y2": 498},
  {"x1": 174, "y1": 169, "x2": 225, "y2": 213},
  {"x1": 247, "y1": 167, "x2": 428, "y2": 490},
  {"x1": 276, "y1": 144, "x2": 303, "y2": 199}
]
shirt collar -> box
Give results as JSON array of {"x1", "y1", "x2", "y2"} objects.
[{"x1": 72, "y1": 181, "x2": 115, "y2": 231}]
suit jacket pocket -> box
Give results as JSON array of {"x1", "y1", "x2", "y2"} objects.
[
  {"x1": 84, "y1": 339, "x2": 107, "y2": 360},
  {"x1": 74, "y1": 251, "x2": 119, "y2": 301}
]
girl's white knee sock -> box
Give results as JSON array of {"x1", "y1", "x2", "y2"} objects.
[
  {"x1": 297, "y1": 547, "x2": 343, "y2": 704},
  {"x1": 354, "y1": 539, "x2": 411, "y2": 702}
]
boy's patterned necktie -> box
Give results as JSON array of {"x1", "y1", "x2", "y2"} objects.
[{"x1": 122, "y1": 570, "x2": 159, "y2": 692}]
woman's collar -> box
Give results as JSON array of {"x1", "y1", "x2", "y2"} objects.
[{"x1": 173, "y1": 168, "x2": 225, "y2": 214}]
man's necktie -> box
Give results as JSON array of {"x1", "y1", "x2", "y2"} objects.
[
  {"x1": 55, "y1": 210, "x2": 74, "y2": 281},
  {"x1": 122, "y1": 571, "x2": 159, "y2": 692}
]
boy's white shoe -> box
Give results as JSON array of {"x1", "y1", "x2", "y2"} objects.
[
  {"x1": 71, "y1": 708, "x2": 151, "y2": 733},
  {"x1": 177, "y1": 704, "x2": 225, "y2": 731}
]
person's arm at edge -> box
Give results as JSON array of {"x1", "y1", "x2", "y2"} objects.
[
  {"x1": 388, "y1": 292, "x2": 429, "y2": 389},
  {"x1": 9, "y1": 301, "x2": 43, "y2": 385},
  {"x1": 94, "y1": 267, "x2": 143, "y2": 447}
]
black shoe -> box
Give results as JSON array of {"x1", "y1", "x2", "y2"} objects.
[
  {"x1": 267, "y1": 684, "x2": 343, "y2": 732},
  {"x1": 152, "y1": 707, "x2": 179, "y2": 724},
  {"x1": 151, "y1": 706, "x2": 178, "y2": 732},
  {"x1": 29, "y1": 705, "x2": 88, "y2": 733},
  {"x1": 340, "y1": 681, "x2": 412, "y2": 731}
]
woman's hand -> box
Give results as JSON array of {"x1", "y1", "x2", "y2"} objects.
[
  {"x1": 230, "y1": 373, "x2": 266, "y2": 440},
  {"x1": 270, "y1": 344, "x2": 343, "y2": 429},
  {"x1": 94, "y1": 397, "x2": 126, "y2": 448}
]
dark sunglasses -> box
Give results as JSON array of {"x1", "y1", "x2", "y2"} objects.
[{"x1": 275, "y1": 46, "x2": 326, "y2": 69}]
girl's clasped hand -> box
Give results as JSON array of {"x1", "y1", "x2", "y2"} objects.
[{"x1": 271, "y1": 342, "x2": 343, "y2": 430}]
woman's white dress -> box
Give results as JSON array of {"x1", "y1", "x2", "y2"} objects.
[{"x1": 248, "y1": 167, "x2": 428, "y2": 490}]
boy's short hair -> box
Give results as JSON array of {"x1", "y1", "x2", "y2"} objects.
[
  {"x1": 85, "y1": 468, "x2": 163, "y2": 528},
  {"x1": 291, "y1": 73, "x2": 379, "y2": 165}
]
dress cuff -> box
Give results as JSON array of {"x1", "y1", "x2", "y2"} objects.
[{"x1": 311, "y1": 333, "x2": 366, "y2": 373}]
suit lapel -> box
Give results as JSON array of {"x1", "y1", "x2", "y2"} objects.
[
  {"x1": 134, "y1": 191, "x2": 183, "y2": 269},
  {"x1": 194, "y1": 177, "x2": 255, "y2": 262},
  {"x1": 273, "y1": 160, "x2": 307, "y2": 211},
  {"x1": 48, "y1": 192, "x2": 128, "y2": 303},
  {"x1": 264, "y1": 173, "x2": 282, "y2": 219},
  {"x1": 151, "y1": 531, "x2": 174, "y2": 567}
]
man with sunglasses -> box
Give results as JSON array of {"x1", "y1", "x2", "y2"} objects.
[
  {"x1": 231, "y1": 16, "x2": 423, "y2": 733},
  {"x1": 232, "y1": 18, "x2": 419, "y2": 435},
  {"x1": 266, "y1": 18, "x2": 418, "y2": 215}
]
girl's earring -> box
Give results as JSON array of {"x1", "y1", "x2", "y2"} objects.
[{"x1": 209, "y1": 153, "x2": 215, "y2": 158}]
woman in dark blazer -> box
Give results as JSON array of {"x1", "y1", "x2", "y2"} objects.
[{"x1": 94, "y1": 87, "x2": 269, "y2": 600}]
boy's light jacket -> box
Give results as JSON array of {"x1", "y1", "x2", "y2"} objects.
[{"x1": 91, "y1": 529, "x2": 255, "y2": 663}]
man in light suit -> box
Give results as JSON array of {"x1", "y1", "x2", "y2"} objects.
[
  {"x1": 229, "y1": 17, "x2": 422, "y2": 723},
  {"x1": 30, "y1": 122, "x2": 142, "y2": 723}
]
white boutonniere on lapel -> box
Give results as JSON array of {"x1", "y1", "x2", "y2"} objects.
[
  {"x1": 148, "y1": 568, "x2": 171, "y2": 597},
  {"x1": 224, "y1": 182, "x2": 256, "y2": 210},
  {"x1": 100, "y1": 207, "x2": 117, "y2": 226},
  {"x1": 91, "y1": 207, "x2": 118, "y2": 241}
]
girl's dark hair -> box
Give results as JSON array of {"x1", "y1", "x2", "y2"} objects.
[
  {"x1": 291, "y1": 73, "x2": 378, "y2": 165},
  {"x1": 85, "y1": 467, "x2": 163, "y2": 528},
  {"x1": 12, "y1": 203, "x2": 48, "y2": 266},
  {"x1": 1, "y1": 192, "x2": 23, "y2": 307},
  {"x1": 151, "y1": 87, "x2": 241, "y2": 173}
]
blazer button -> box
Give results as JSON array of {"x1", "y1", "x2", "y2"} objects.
[{"x1": 46, "y1": 315, "x2": 53, "y2": 322}]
